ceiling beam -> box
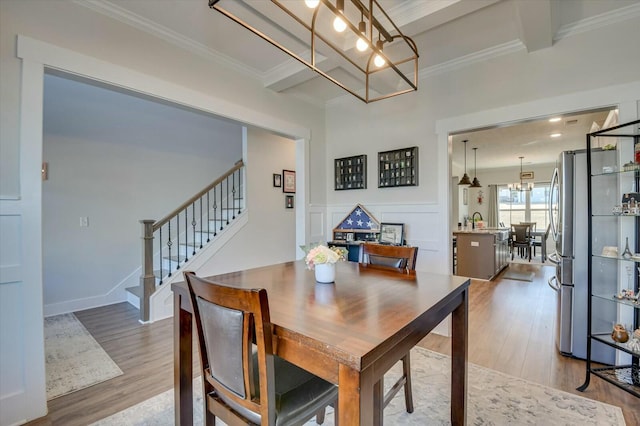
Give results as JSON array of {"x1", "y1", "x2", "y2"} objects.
[{"x1": 513, "y1": 0, "x2": 553, "y2": 52}]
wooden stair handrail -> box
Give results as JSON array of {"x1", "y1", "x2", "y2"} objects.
[{"x1": 152, "y1": 160, "x2": 244, "y2": 231}]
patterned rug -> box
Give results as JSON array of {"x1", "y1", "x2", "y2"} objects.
[
  {"x1": 92, "y1": 347, "x2": 625, "y2": 425},
  {"x1": 45, "y1": 313, "x2": 123, "y2": 400}
]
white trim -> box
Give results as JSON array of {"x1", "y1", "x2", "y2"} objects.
[
  {"x1": 419, "y1": 40, "x2": 525, "y2": 80},
  {"x1": 555, "y1": 2, "x2": 640, "y2": 42}
]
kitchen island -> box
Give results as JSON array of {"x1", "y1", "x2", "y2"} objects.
[{"x1": 454, "y1": 228, "x2": 510, "y2": 280}]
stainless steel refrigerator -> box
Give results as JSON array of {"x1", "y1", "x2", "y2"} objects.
[{"x1": 548, "y1": 149, "x2": 616, "y2": 363}]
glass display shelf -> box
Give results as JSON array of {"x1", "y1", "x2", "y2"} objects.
[
  {"x1": 593, "y1": 293, "x2": 640, "y2": 309},
  {"x1": 592, "y1": 213, "x2": 640, "y2": 217},
  {"x1": 591, "y1": 365, "x2": 640, "y2": 398},
  {"x1": 592, "y1": 253, "x2": 640, "y2": 263},
  {"x1": 592, "y1": 168, "x2": 640, "y2": 178},
  {"x1": 592, "y1": 333, "x2": 640, "y2": 356}
]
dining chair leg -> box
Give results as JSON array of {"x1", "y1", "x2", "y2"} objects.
[{"x1": 316, "y1": 408, "x2": 326, "y2": 424}]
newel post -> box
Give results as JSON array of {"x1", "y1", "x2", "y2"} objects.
[{"x1": 140, "y1": 219, "x2": 156, "y2": 322}]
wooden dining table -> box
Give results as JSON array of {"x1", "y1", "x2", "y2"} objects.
[{"x1": 171, "y1": 260, "x2": 471, "y2": 425}]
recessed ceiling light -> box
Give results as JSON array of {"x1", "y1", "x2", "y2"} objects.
[
  {"x1": 549, "y1": 117, "x2": 562, "y2": 122},
  {"x1": 550, "y1": 133, "x2": 562, "y2": 138}
]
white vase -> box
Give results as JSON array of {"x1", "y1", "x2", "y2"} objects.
[{"x1": 314, "y1": 263, "x2": 336, "y2": 283}]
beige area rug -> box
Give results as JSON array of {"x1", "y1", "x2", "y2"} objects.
[
  {"x1": 502, "y1": 270, "x2": 535, "y2": 282},
  {"x1": 91, "y1": 347, "x2": 625, "y2": 426},
  {"x1": 45, "y1": 313, "x2": 123, "y2": 400}
]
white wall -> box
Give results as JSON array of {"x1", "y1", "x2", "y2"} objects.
[
  {"x1": 326, "y1": 15, "x2": 640, "y2": 275},
  {"x1": 197, "y1": 127, "x2": 297, "y2": 277},
  {"x1": 42, "y1": 74, "x2": 242, "y2": 315}
]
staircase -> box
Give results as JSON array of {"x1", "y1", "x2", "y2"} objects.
[{"x1": 128, "y1": 160, "x2": 245, "y2": 322}]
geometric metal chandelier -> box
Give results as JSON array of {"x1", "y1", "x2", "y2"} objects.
[{"x1": 209, "y1": 0, "x2": 419, "y2": 103}]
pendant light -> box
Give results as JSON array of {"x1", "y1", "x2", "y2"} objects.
[
  {"x1": 458, "y1": 140, "x2": 472, "y2": 185},
  {"x1": 508, "y1": 156, "x2": 534, "y2": 191},
  {"x1": 470, "y1": 147, "x2": 482, "y2": 188}
]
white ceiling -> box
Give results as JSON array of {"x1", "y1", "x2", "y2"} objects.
[{"x1": 64, "y1": 0, "x2": 638, "y2": 168}]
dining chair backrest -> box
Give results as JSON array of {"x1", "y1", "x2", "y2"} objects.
[
  {"x1": 184, "y1": 271, "x2": 337, "y2": 425},
  {"x1": 512, "y1": 224, "x2": 531, "y2": 243},
  {"x1": 361, "y1": 243, "x2": 418, "y2": 273},
  {"x1": 519, "y1": 221, "x2": 536, "y2": 232}
]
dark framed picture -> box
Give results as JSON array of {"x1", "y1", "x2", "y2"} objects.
[
  {"x1": 379, "y1": 222, "x2": 404, "y2": 245},
  {"x1": 273, "y1": 173, "x2": 281, "y2": 187},
  {"x1": 282, "y1": 170, "x2": 296, "y2": 193},
  {"x1": 285, "y1": 195, "x2": 294, "y2": 209}
]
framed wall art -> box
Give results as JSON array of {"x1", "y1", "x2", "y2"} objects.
[
  {"x1": 334, "y1": 154, "x2": 367, "y2": 190},
  {"x1": 285, "y1": 195, "x2": 294, "y2": 209},
  {"x1": 379, "y1": 222, "x2": 405, "y2": 245},
  {"x1": 273, "y1": 173, "x2": 281, "y2": 187},
  {"x1": 282, "y1": 170, "x2": 296, "y2": 193},
  {"x1": 378, "y1": 146, "x2": 418, "y2": 188}
]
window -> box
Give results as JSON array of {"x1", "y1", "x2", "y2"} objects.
[{"x1": 498, "y1": 183, "x2": 551, "y2": 231}]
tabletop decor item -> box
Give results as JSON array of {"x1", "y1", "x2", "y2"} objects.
[
  {"x1": 611, "y1": 324, "x2": 629, "y2": 344},
  {"x1": 304, "y1": 244, "x2": 347, "y2": 283}
]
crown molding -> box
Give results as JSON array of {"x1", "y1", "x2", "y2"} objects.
[
  {"x1": 74, "y1": 0, "x2": 263, "y2": 81},
  {"x1": 554, "y1": 2, "x2": 640, "y2": 42},
  {"x1": 419, "y1": 40, "x2": 525, "y2": 80}
]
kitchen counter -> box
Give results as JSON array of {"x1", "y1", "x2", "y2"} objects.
[{"x1": 454, "y1": 229, "x2": 510, "y2": 280}]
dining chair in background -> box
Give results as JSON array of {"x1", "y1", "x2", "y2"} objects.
[
  {"x1": 360, "y1": 243, "x2": 419, "y2": 418},
  {"x1": 532, "y1": 223, "x2": 551, "y2": 261},
  {"x1": 511, "y1": 224, "x2": 532, "y2": 261},
  {"x1": 184, "y1": 271, "x2": 338, "y2": 425}
]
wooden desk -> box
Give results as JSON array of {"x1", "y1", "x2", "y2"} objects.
[{"x1": 172, "y1": 261, "x2": 470, "y2": 425}]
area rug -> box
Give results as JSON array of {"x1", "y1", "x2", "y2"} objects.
[
  {"x1": 91, "y1": 347, "x2": 625, "y2": 426},
  {"x1": 45, "y1": 313, "x2": 123, "y2": 400},
  {"x1": 502, "y1": 270, "x2": 535, "y2": 282}
]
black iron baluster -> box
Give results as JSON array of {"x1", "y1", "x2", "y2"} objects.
[
  {"x1": 232, "y1": 171, "x2": 236, "y2": 220},
  {"x1": 158, "y1": 226, "x2": 163, "y2": 284},
  {"x1": 206, "y1": 191, "x2": 211, "y2": 242},
  {"x1": 167, "y1": 220, "x2": 173, "y2": 276},
  {"x1": 226, "y1": 176, "x2": 230, "y2": 225},
  {"x1": 220, "y1": 181, "x2": 224, "y2": 231},
  {"x1": 238, "y1": 167, "x2": 242, "y2": 214},
  {"x1": 199, "y1": 197, "x2": 203, "y2": 248},
  {"x1": 213, "y1": 187, "x2": 218, "y2": 236},
  {"x1": 176, "y1": 213, "x2": 182, "y2": 268},
  {"x1": 191, "y1": 202, "x2": 197, "y2": 255}
]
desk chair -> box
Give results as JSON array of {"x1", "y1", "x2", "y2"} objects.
[
  {"x1": 184, "y1": 271, "x2": 338, "y2": 425},
  {"x1": 360, "y1": 243, "x2": 419, "y2": 418},
  {"x1": 511, "y1": 224, "x2": 532, "y2": 261}
]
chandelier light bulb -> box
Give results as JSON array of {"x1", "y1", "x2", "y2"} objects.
[
  {"x1": 304, "y1": 0, "x2": 319, "y2": 8},
  {"x1": 374, "y1": 40, "x2": 385, "y2": 67},
  {"x1": 356, "y1": 37, "x2": 368, "y2": 52},
  {"x1": 333, "y1": 16, "x2": 347, "y2": 32}
]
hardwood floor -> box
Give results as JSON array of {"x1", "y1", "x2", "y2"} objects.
[
  {"x1": 419, "y1": 263, "x2": 639, "y2": 425},
  {"x1": 28, "y1": 263, "x2": 638, "y2": 425}
]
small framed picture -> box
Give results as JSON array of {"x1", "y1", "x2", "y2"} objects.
[
  {"x1": 285, "y1": 195, "x2": 294, "y2": 209},
  {"x1": 379, "y1": 222, "x2": 405, "y2": 245},
  {"x1": 283, "y1": 170, "x2": 296, "y2": 193},
  {"x1": 273, "y1": 173, "x2": 281, "y2": 187},
  {"x1": 463, "y1": 188, "x2": 468, "y2": 206}
]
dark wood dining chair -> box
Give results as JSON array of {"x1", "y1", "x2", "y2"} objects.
[
  {"x1": 511, "y1": 224, "x2": 532, "y2": 261},
  {"x1": 360, "y1": 243, "x2": 419, "y2": 417},
  {"x1": 532, "y1": 223, "x2": 550, "y2": 261},
  {"x1": 184, "y1": 271, "x2": 338, "y2": 426}
]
